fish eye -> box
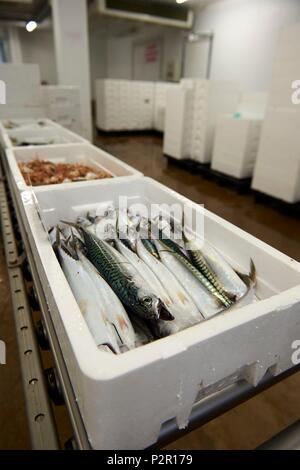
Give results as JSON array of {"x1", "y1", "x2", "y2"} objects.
[{"x1": 143, "y1": 296, "x2": 152, "y2": 305}]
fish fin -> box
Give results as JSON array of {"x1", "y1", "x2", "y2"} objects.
[
  {"x1": 68, "y1": 229, "x2": 80, "y2": 258},
  {"x1": 152, "y1": 251, "x2": 161, "y2": 260},
  {"x1": 101, "y1": 343, "x2": 117, "y2": 354},
  {"x1": 180, "y1": 211, "x2": 189, "y2": 244},
  {"x1": 235, "y1": 259, "x2": 257, "y2": 288},
  {"x1": 141, "y1": 239, "x2": 161, "y2": 260},
  {"x1": 61, "y1": 242, "x2": 78, "y2": 261},
  {"x1": 249, "y1": 259, "x2": 257, "y2": 286},
  {"x1": 157, "y1": 248, "x2": 173, "y2": 255},
  {"x1": 74, "y1": 234, "x2": 87, "y2": 254},
  {"x1": 55, "y1": 225, "x2": 60, "y2": 248},
  {"x1": 110, "y1": 323, "x2": 124, "y2": 346},
  {"x1": 115, "y1": 210, "x2": 120, "y2": 239},
  {"x1": 86, "y1": 211, "x2": 96, "y2": 223}
]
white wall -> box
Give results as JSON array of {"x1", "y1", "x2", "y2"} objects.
[
  {"x1": 163, "y1": 29, "x2": 183, "y2": 81},
  {"x1": 191, "y1": 0, "x2": 300, "y2": 91},
  {"x1": 7, "y1": 27, "x2": 23, "y2": 64},
  {"x1": 89, "y1": 31, "x2": 107, "y2": 98},
  {"x1": 13, "y1": 24, "x2": 107, "y2": 93},
  {"x1": 106, "y1": 26, "x2": 183, "y2": 81},
  {"x1": 19, "y1": 28, "x2": 57, "y2": 84}
]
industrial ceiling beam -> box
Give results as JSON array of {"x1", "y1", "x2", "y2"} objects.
[{"x1": 0, "y1": 0, "x2": 50, "y2": 22}]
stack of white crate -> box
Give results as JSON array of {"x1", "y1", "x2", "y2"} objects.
[
  {"x1": 211, "y1": 92, "x2": 267, "y2": 179},
  {"x1": 190, "y1": 80, "x2": 240, "y2": 163},
  {"x1": 0, "y1": 64, "x2": 45, "y2": 119},
  {"x1": 163, "y1": 86, "x2": 194, "y2": 159},
  {"x1": 95, "y1": 79, "x2": 154, "y2": 131},
  {"x1": 252, "y1": 22, "x2": 300, "y2": 203},
  {"x1": 41, "y1": 85, "x2": 82, "y2": 136},
  {"x1": 163, "y1": 79, "x2": 239, "y2": 162},
  {"x1": 153, "y1": 82, "x2": 180, "y2": 132}
]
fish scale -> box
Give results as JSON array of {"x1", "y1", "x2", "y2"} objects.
[
  {"x1": 74, "y1": 225, "x2": 174, "y2": 322},
  {"x1": 187, "y1": 249, "x2": 234, "y2": 301},
  {"x1": 141, "y1": 239, "x2": 160, "y2": 259},
  {"x1": 159, "y1": 236, "x2": 232, "y2": 308},
  {"x1": 81, "y1": 229, "x2": 140, "y2": 306}
]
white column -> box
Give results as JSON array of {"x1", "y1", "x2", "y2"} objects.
[
  {"x1": 8, "y1": 27, "x2": 23, "y2": 64},
  {"x1": 52, "y1": 0, "x2": 92, "y2": 141}
]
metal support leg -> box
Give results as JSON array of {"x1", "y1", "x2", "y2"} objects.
[{"x1": 0, "y1": 180, "x2": 59, "y2": 450}]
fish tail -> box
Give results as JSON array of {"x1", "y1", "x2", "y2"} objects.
[
  {"x1": 235, "y1": 258, "x2": 257, "y2": 288},
  {"x1": 249, "y1": 259, "x2": 257, "y2": 286}
]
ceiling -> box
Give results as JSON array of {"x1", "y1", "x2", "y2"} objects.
[
  {"x1": 0, "y1": 0, "x2": 49, "y2": 21},
  {"x1": 0, "y1": 0, "x2": 218, "y2": 23}
]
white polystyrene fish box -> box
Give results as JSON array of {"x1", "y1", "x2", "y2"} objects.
[
  {"x1": 5, "y1": 142, "x2": 142, "y2": 193},
  {"x1": 2, "y1": 126, "x2": 87, "y2": 149},
  {"x1": 20, "y1": 177, "x2": 300, "y2": 450},
  {"x1": 1, "y1": 118, "x2": 58, "y2": 132},
  {"x1": 211, "y1": 115, "x2": 262, "y2": 179},
  {"x1": 41, "y1": 85, "x2": 80, "y2": 107},
  {"x1": 251, "y1": 108, "x2": 300, "y2": 203}
]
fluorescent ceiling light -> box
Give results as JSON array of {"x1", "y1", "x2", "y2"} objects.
[
  {"x1": 26, "y1": 20, "x2": 37, "y2": 32},
  {"x1": 176, "y1": 0, "x2": 189, "y2": 4}
]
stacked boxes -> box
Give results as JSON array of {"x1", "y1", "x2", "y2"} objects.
[
  {"x1": 1, "y1": 126, "x2": 86, "y2": 149},
  {"x1": 0, "y1": 64, "x2": 45, "y2": 119},
  {"x1": 163, "y1": 87, "x2": 194, "y2": 159},
  {"x1": 153, "y1": 82, "x2": 180, "y2": 132},
  {"x1": 41, "y1": 85, "x2": 82, "y2": 136},
  {"x1": 163, "y1": 79, "x2": 239, "y2": 162},
  {"x1": 95, "y1": 79, "x2": 154, "y2": 131},
  {"x1": 211, "y1": 116, "x2": 262, "y2": 179},
  {"x1": 190, "y1": 80, "x2": 240, "y2": 164},
  {"x1": 237, "y1": 92, "x2": 268, "y2": 118},
  {"x1": 252, "y1": 107, "x2": 300, "y2": 202},
  {"x1": 252, "y1": 22, "x2": 300, "y2": 203},
  {"x1": 211, "y1": 91, "x2": 266, "y2": 179}
]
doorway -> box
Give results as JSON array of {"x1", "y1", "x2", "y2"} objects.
[
  {"x1": 183, "y1": 35, "x2": 212, "y2": 79},
  {"x1": 132, "y1": 38, "x2": 162, "y2": 81}
]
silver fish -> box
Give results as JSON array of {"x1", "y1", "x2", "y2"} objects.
[
  {"x1": 56, "y1": 233, "x2": 121, "y2": 353},
  {"x1": 65, "y1": 223, "x2": 174, "y2": 323},
  {"x1": 155, "y1": 240, "x2": 225, "y2": 320},
  {"x1": 137, "y1": 238, "x2": 204, "y2": 329}
]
